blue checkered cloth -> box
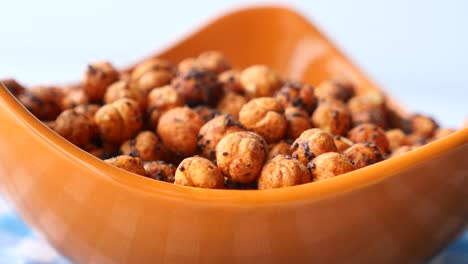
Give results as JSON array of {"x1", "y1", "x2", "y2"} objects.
[{"x1": 0, "y1": 197, "x2": 466, "y2": 263}]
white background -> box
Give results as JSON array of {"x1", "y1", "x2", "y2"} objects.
[{"x1": 1, "y1": 0, "x2": 467, "y2": 127}]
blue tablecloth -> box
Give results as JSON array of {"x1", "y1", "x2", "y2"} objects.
[{"x1": 0, "y1": 197, "x2": 466, "y2": 264}]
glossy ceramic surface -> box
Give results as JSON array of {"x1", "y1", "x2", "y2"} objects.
[{"x1": 0, "y1": 6, "x2": 467, "y2": 264}]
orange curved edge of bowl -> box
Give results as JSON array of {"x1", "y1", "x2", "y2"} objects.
[{"x1": 0, "y1": 5, "x2": 467, "y2": 264}]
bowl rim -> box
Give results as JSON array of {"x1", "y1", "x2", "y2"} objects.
[{"x1": 1, "y1": 5, "x2": 467, "y2": 205}]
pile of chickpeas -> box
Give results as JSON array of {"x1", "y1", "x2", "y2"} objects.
[{"x1": 1, "y1": 51, "x2": 462, "y2": 190}]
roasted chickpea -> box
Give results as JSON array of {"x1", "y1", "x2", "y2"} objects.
[
  {"x1": 143, "y1": 160, "x2": 176, "y2": 183},
  {"x1": 105, "y1": 155, "x2": 146, "y2": 176},
  {"x1": 240, "y1": 65, "x2": 282, "y2": 98},
  {"x1": 130, "y1": 58, "x2": 175, "y2": 94},
  {"x1": 147, "y1": 85, "x2": 185, "y2": 127},
  {"x1": 18, "y1": 86, "x2": 64, "y2": 120},
  {"x1": 216, "y1": 91, "x2": 247, "y2": 119},
  {"x1": 74, "y1": 104, "x2": 100, "y2": 120},
  {"x1": 290, "y1": 128, "x2": 337, "y2": 167},
  {"x1": 385, "y1": 129, "x2": 407, "y2": 151},
  {"x1": 285, "y1": 106, "x2": 311, "y2": 139},
  {"x1": 314, "y1": 78, "x2": 355, "y2": 102},
  {"x1": 403, "y1": 133, "x2": 428, "y2": 147},
  {"x1": 61, "y1": 87, "x2": 89, "y2": 110},
  {"x1": 1, "y1": 78, "x2": 25, "y2": 96},
  {"x1": 390, "y1": 145, "x2": 416, "y2": 158},
  {"x1": 239, "y1": 97, "x2": 287, "y2": 143},
  {"x1": 275, "y1": 82, "x2": 316, "y2": 112},
  {"x1": 104, "y1": 80, "x2": 146, "y2": 111},
  {"x1": 311, "y1": 152, "x2": 355, "y2": 181},
  {"x1": 81, "y1": 61, "x2": 119, "y2": 102},
  {"x1": 175, "y1": 156, "x2": 224, "y2": 189},
  {"x1": 120, "y1": 131, "x2": 166, "y2": 161},
  {"x1": 334, "y1": 136, "x2": 354, "y2": 152},
  {"x1": 172, "y1": 68, "x2": 223, "y2": 106},
  {"x1": 348, "y1": 91, "x2": 386, "y2": 114},
  {"x1": 311, "y1": 102, "x2": 351, "y2": 136},
  {"x1": 347, "y1": 123, "x2": 390, "y2": 153},
  {"x1": 258, "y1": 155, "x2": 311, "y2": 189},
  {"x1": 343, "y1": 143, "x2": 384, "y2": 169},
  {"x1": 193, "y1": 106, "x2": 219, "y2": 122},
  {"x1": 157, "y1": 107, "x2": 204, "y2": 156},
  {"x1": 54, "y1": 108, "x2": 96, "y2": 147},
  {"x1": 198, "y1": 114, "x2": 244, "y2": 160},
  {"x1": 196, "y1": 51, "x2": 231, "y2": 74},
  {"x1": 267, "y1": 140, "x2": 291, "y2": 160},
  {"x1": 95, "y1": 99, "x2": 143, "y2": 144},
  {"x1": 216, "y1": 131, "x2": 267, "y2": 183},
  {"x1": 351, "y1": 108, "x2": 387, "y2": 128},
  {"x1": 218, "y1": 69, "x2": 244, "y2": 94},
  {"x1": 177, "y1": 57, "x2": 200, "y2": 74},
  {"x1": 407, "y1": 114, "x2": 439, "y2": 137}
]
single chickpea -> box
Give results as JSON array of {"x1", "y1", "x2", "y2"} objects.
[
  {"x1": 347, "y1": 123, "x2": 390, "y2": 154},
  {"x1": 120, "y1": 131, "x2": 166, "y2": 161},
  {"x1": 285, "y1": 106, "x2": 311, "y2": 139},
  {"x1": 172, "y1": 68, "x2": 223, "y2": 106},
  {"x1": 385, "y1": 129, "x2": 407, "y2": 151},
  {"x1": 275, "y1": 82, "x2": 316, "y2": 113},
  {"x1": 240, "y1": 65, "x2": 282, "y2": 98},
  {"x1": 1, "y1": 78, "x2": 25, "y2": 96},
  {"x1": 193, "y1": 106, "x2": 219, "y2": 122},
  {"x1": 347, "y1": 91, "x2": 386, "y2": 114},
  {"x1": 258, "y1": 155, "x2": 311, "y2": 189},
  {"x1": 343, "y1": 143, "x2": 384, "y2": 169},
  {"x1": 218, "y1": 69, "x2": 244, "y2": 94},
  {"x1": 216, "y1": 131, "x2": 267, "y2": 183},
  {"x1": 143, "y1": 161, "x2": 176, "y2": 183},
  {"x1": 61, "y1": 87, "x2": 89, "y2": 110},
  {"x1": 105, "y1": 155, "x2": 146, "y2": 176},
  {"x1": 407, "y1": 114, "x2": 439, "y2": 138},
  {"x1": 81, "y1": 61, "x2": 119, "y2": 102},
  {"x1": 311, "y1": 102, "x2": 351, "y2": 136},
  {"x1": 54, "y1": 108, "x2": 96, "y2": 147},
  {"x1": 390, "y1": 145, "x2": 416, "y2": 158},
  {"x1": 130, "y1": 58, "x2": 175, "y2": 95},
  {"x1": 314, "y1": 78, "x2": 355, "y2": 102},
  {"x1": 290, "y1": 128, "x2": 338, "y2": 167},
  {"x1": 104, "y1": 80, "x2": 146, "y2": 111},
  {"x1": 216, "y1": 91, "x2": 248, "y2": 119},
  {"x1": 147, "y1": 85, "x2": 185, "y2": 128},
  {"x1": 157, "y1": 107, "x2": 204, "y2": 156},
  {"x1": 334, "y1": 136, "x2": 354, "y2": 152},
  {"x1": 196, "y1": 51, "x2": 231, "y2": 74},
  {"x1": 239, "y1": 97, "x2": 287, "y2": 143},
  {"x1": 18, "y1": 86, "x2": 64, "y2": 121},
  {"x1": 95, "y1": 99, "x2": 143, "y2": 144},
  {"x1": 175, "y1": 156, "x2": 224, "y2": 189},
  {"x1": 198, "y1": 114, "x2": 244, "y2": 160},
  {"x1": 311, "y1": 152, "x2": 355, "y2": 181},
  {"x1": 267, "y1": 140, "x2": 291, "y2": 160}
]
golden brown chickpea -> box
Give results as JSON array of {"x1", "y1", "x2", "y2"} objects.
[
  {"x1": 390, "y1": 145, "x2": 416, "y2": 158},
  {"x1": 240, "y1": 65, "x2": 282, "y2": 98},
  {"x1": 193, "y1": 106, "x2": 219, "y2": 122},
  {"x1": 177, "y1": 57, "x2": 200, "y2": 74},
  {"x1": 385, "y1": 129, "x2": 407, "y2": 151},
  {"x1": 95, "y1": 99, "x2": 143, "y2": 144},
  {"x1": 104, "y1": 80, "x2": 146, "y2": 111},
  {"x1": 196, "y1": 51, "x2": 231, "y2": 74},
  {"x1": 175, "y1": 156, "x2": 224, "y2": 189},
  {"x1": 290, "y1": 128, "x2": 337, "y2": 167},
  {"x1": 216, "y1": 131, "x2": 267, "y2": 183},
  {"x1": 351, "y1": 108, "x2": 388, "y2": 128},
  {"x1": 314, "y1": 78, "x2": 355, "y2": 102},
  {"x1": 120, "y1": 131, "x2": 166, "y2": 161},
  {"x1": 157, "y1": 107, "x2": 204, "y2": 156},
  {"x1": 343, "y1": 143, "x2": 384, "y2": 169},
  {"x1": 198, "y1": 114, "x2": 244, "y2": 160},
  {"x1": 432, "y1": 128, "x2": 455, "y2": 141},
  {"x1": 275, "y1": 82, "x2": 316, "y2": 113},
  {"x1": 172, "y1": 68, "x2": 223, "y2": 106},
  {"x1": 143, "y1": 160, "x2": 176, "y2": 183},
  {"x1": 54, "y1": 108, "x2": 96, "y2": 147},
  {"x1": 258, "y1": 155, "x2": 311, "y2": 189},
  {"x1": 267, "y1": 140, "x2": 291, "y2": 160},
  {"x1": 285, "y1": 106, "x2": 311, "y2": 139},
  {"x1": 239, "y1": 97, "x2": 287, "y2": 143},
  {"x1": 131, "y1": 58, "x2": 174, "y2": 82},
  {"x1": 407, "y1": 114, "x2": 439, "y2": 138},
  {"x1": 311, "y1": 102, "x2": 351, "y2": 136},
  {"x1": 216, "y1": 91, "x2": 248, "y2": 119},
  {"x1": 130, "y1": 58, "x2": 175, "y2": 95},
  {"x1": 105, "y1": 155, "x2": 146, "y2": 176},
  {"x1": 334, "y1": 136, "x2": 354, "y2": 152},
  {"x1": 348, "y1": 91, "x2": 386, "y2": 114},
  {"x1": 347, "y1": 123, "x2": 390, "y2": 154},
  {"x1": 146, "y1": 85, "x2": 185, "y2": 128},
  {"x1": 18, "y1": 86, "x2": 64, "y2": 121},
  {"x1": 218, "y1": 69, "x2": 244, "y2": 94},
  {"x1": 61, "y1": 87, "x2": 89, "y2": 110},
  {"x1": 81, "y1": 61, "x2": 119, "y2": 102},
  {"x1": 74, "y1": 104, "x2": 100, "y2": 121},
  {"x1": 311, "y1": 152, "x2": 355, "y2": 181},
  {"x1": 1, "y1": 78, "x2": 25, "y2": 96}
]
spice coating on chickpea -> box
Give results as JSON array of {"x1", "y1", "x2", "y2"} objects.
[
  {"x1": 175, "y1": 156, "x2": 224, "y2": 189},
  {"x1": 314, "y1": 78, "x2": 355, "y2": 102},
  {"x1": 343, "y1": 143, "x2": 384, "y2": 169},
  {"x1": 216, "y1": 131, "x2": 267, "y2": 183},
  {"x1": 334, "y1": 136, "x2": 354, "y2": 152},
  {"x1": 120, "y1": 131, "x2": 165, "y2": 161},
  {"x1": 157, "y1": 107, "x2": 204, "y2": 157},
  {"x1": 216, "y1": 91, "x2": 247, "y2": 120},
  {"x1": 104, "y1": 80, "x2": 146, "y2": 111},
  {"x1": 285, "y1": 106, "x2": 311, "y2": 139},
  {"x1": 130, "y1": 58, "x2": 175, "y2": 94},
  {"x1": 239, "y1": 97, "x2": 287, "y2": 143},
  {"x1": 267, "y1": 140, "x2": 291, "y2": 161},
  {"x1": 54, "y1": 108, "x2": 96, "y2": 147},
  {"x1": 258, "y1": 155, "x2": 311, "y2": 189},
  {"x1": 172, "y1": 68, "x2": 223, "y2": 106},
  {"x1": 105, "y1": 155, "x2": 146, "y2": 176},
  {"x1": 347, "y1": 123, "x2": 390, "y2": 153},
  {"x1": 95, "y1": 99, "x2": 143, "y2": 144},
  {"x1": 275, "y1": 82, "x2": 316, "y2": 113},
  {"x1": 385, "y1": 129, "x2": 407, "y2": 151},
  {"x1": 81, "y1": 61, "x2": 119, "y2": 102},
  {"x1": 291, "y1": 129, "x2": 337, "y2": 167},
  {"x1": 1, "y1": 78, "x2": 25, "y2": 96},
  {"x1": 198, "y1": 114, "x2": 244, "y2": 160},
  {"x1": 196, "y1": 51, "x2": 231, "y2": 74},
  {"x1": 240, "y1": 65, "x2": 282, "y2": 98},
  {"x1": 311, "y1": 152, "x2": 355, "y2": 181},
  {"x1": 144, "y1": 161, "x2": 176, "y2": 183},
  {"x1": 218, "y1": 69, "x2": 244, "y2": 94},
  {"x1": 407, "y1": 114, "x2": 439, "y2": 138},
  {"x1": 146, "y1": 85, "x2": 185, "y2": 127},
  {"x1": 311, "y1": 102, "x2": 351, "y2": 136},
  {"x1": 18, "y1": 86, "x2": 64, "y2": 121}
]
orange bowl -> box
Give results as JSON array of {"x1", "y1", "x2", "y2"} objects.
[{"x1": 1, "y1": 6, "x2": 468, "y2": 264}]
